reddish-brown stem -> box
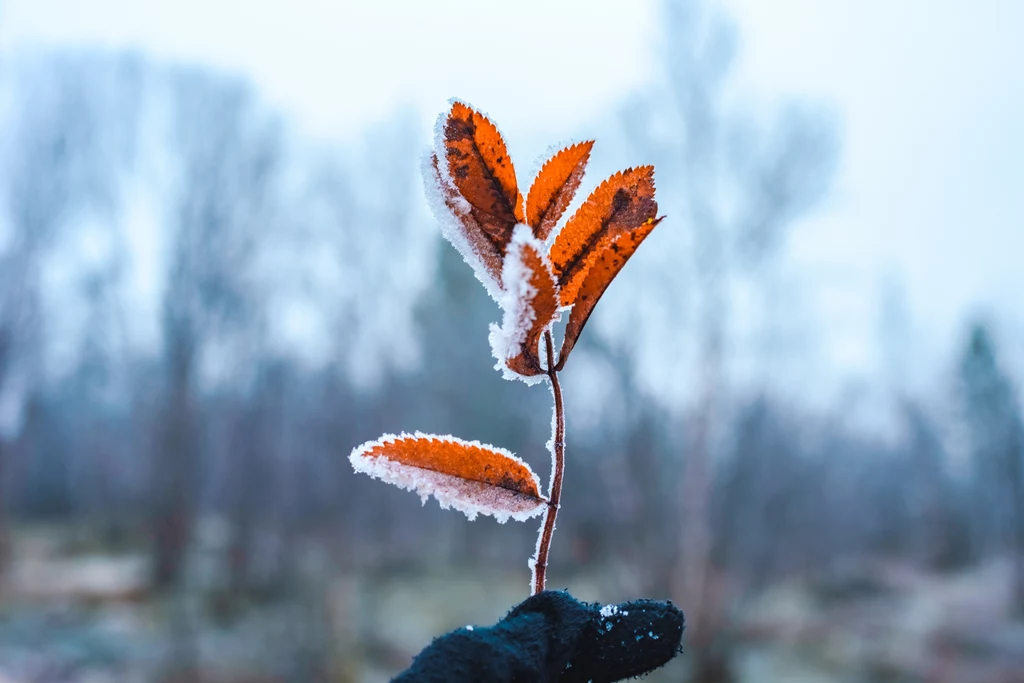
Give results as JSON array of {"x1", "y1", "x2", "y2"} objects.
[{"x1": 532, "y1": 330, "x2": 565, "y2": 595}]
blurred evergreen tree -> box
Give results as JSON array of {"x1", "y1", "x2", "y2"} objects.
[{"x1": 956, "y1": 321, "x2": 1024, "y2": 613}]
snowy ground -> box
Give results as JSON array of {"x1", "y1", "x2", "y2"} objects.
[{"x1": 1, "y1": 526, "x2": 1022, "y2": 682}]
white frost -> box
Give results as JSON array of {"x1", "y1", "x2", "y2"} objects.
[
  {"x1": 599, "y1": 604, "x2": 619, "y2": 618},
  {"x1": 545, "y1": 377, "x2": 564, "y2": 494},
  {"x1": 488, "y1": 225, "x2": 558, "y2": 386},
  {"x1": 420, "y1": 149, "x2": 504, "y2": 303},
  {"x1": 421, "y1": 99, "x2": 515, "y2": 303},
  {"x1": 349, "y1": 431, "x2": 546, "y2": 523},
  {"x1": 489, "y1": 226, "x2": 537, "y2": 365},
  {"x1": 528, "y1": 505, "x2": 554, "y2": 591}
]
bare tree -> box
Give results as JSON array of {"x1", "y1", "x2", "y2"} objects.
[
  {"x1": 297, "y1": 109, "x2": 428, "y2": 389},
  {"x1": 0, "y1": 51, "x2": 139, "y2": 570},
  {"x1": 152, "y1": 68, "x2": 284, "y2": 589},
  {"x1": 621, "y1": 1, "x2": 839, "y2": 678},
  {"x1": 70, "y1": 256, "x2": 131, "y2": 532}
]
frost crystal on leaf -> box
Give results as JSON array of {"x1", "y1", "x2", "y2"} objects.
[
  {"x1": 525, "y1": 140, "x2": 594, "y2": 242},
  {"x1": 492, "y1": 227, "x2": 539, "y2": 356},
  {"x1": 421, "y1": 98, "x2": 525, "y2": 304},
  {"x1": 421, "y1": 150, "x2": 503, "y2": 303},
  {"x1": 349, "y1": 432, "x2": 546, "y2": 523},
  {"x1": 489, "y1": 225, "x2": 560, "y2": 385}
]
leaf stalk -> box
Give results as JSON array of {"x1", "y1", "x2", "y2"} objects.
[{"x1": 532, "y1": 330, "x2": 565, "y2": 594}]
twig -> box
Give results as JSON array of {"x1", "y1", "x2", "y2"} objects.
[{"x1": 532, "y1": 331, "x2": 565, "y2": 594}]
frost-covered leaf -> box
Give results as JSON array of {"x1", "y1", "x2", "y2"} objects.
[
  {"x1": 440, "y1": 101, "x2": 523, "y2": 247},
  {"x1": 489, "y1": 226, "x2": 560, "y2": 382},
  {"x1": 422, "y1": 100, "x2": 526, "y2": 301},
  {"x1": 349, "y1": 432, "x2": 546, "y2": 522},
  {"x1": 422, "y1": 152, "x2": 505, "y2": 300},
  {"x1": 442, "y1": 101, "x2": 524, "y2": 231},
  {"x1": 550, "y1": 166, "x2": 658, "y2": 308},
  {"x1": 557, "y1": 217, "x2": 662, "y2": 370},
  {"x1": 525, "y1": 141, "x2": 593, "y2": 241}
]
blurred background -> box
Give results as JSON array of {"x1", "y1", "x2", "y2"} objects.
[{"x1": 0, "y1": 0, "x2": 1022, "y2": 681}]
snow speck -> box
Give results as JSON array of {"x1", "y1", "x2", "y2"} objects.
[{"x1": 599, "y1": 604, "x2": 619, "y2": 618}]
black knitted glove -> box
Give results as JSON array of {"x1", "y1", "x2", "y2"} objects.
[{"x1": 393, "y1": 590, "x2": 684, "y2": 682}]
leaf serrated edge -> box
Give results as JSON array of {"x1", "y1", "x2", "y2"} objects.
[
  {"x1": 550, "y1": 165, "x2": 657, "y2": 306},
  {"x1": 445, "y1": 99, "x2": 525, "y2": 226},
  {"x1": 526, "y1": 140, "x2": 594, "y2": 241}
]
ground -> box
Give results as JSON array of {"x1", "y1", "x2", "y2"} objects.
[{"x1": 1, "y1": 523, "x2": 1022, "y2": 682}]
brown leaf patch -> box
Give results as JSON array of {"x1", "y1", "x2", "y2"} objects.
[{"x1": 442, "y1": 102, "x2": 525, "y2": 253}]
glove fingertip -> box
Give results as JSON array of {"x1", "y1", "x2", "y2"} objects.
[{"x1": 562, "y1": 598, "x2": 685, "y2": 682}]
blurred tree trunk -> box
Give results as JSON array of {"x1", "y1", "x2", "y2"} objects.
[
  {"x1": 0, "y1": 439, "x2": 8, "y2": 576},
  {"x1": 677, "y1": 245, "x2": 724, "y2": 654},
  {"x1": 227, "y1": 364, "x2": 281, "y2": 601},
  {"x1": 152, "y1": 324, "x2": 198, "y2": 588},
  {"x1": 227, "y1": 413, "x2": 259, "y2": 599},
  {"x1": 1011, "y1": 421, "x2": 1024, "y2": 616},
  {"x1": 662, "y1": 0, "x2": 730, "y2": 659},
  {"x1": 0, "y1": 328, "x2": 9, "y2": 575},
  {"x1": 150, "y1": 68, "x2": 283, "y2": 591},
  {"x1": 621, "y1": 3, "x2": 837, "y2": 680}
]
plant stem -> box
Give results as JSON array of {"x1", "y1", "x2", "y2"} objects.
[{"x1": 532, "y1": 331, "x2": 565, "y2": 595}]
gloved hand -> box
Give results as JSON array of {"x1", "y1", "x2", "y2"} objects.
[{"x1": 393, "y1": 590, "x2": 685, "y2": 682}]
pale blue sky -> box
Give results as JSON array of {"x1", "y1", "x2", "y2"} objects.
[
  {"x1": 724, "y1": 0, "x2": 1024, "y2": 386},
  {"x1": 2, "y1": 0, "x2": 1022, "y2": 407}
]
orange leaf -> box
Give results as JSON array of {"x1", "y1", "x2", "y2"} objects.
[
  {"x1": 557, "y1": 217, "x2": 662, "y2": 370},
  {"x1": 490, "y1": 227, "x2": 560, "y2": 381},
  {"x1": 441, "y1": 101, "x2": 524, "y2": 251},
  {"x1": 525, "y1": 141, "x2": 594, "y2": 241},
  {"x1": 424, "y1": 153, "x2": 505, "y2": 298},
  {"x1": 350, "y1": 432, "x2": 546, "y2": 522},
  {"x1": 550, "y1": 167, "x2": 658, "y2": 307}
]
